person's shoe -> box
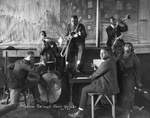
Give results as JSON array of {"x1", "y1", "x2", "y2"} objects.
[
  {"x1": 76, "y1": 64, "x2": 80, "y2": 73},
  {"x1": 34, "y1": 98, "x2": 48, "y2": 107},
  {"x1": 122, "y1": 111, "x2": 130, "y2": 118},
  {"x1": 68, "y1": 110, "x2": 83, "y2": 118},
  {"x1": 64, "y1": 63, "x2": 70, "y2": 72}
]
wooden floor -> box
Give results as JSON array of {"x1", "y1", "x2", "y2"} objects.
[
  {"x1": 0, "y1": 83, "x2": 150, "y2": 118},
  {"x1": 1, "y1": 102, "x2": 150, "y2": 118}
]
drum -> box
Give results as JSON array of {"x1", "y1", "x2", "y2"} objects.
[{"x1": 38, "y1": 71, "x2": 69, "y2": 104}]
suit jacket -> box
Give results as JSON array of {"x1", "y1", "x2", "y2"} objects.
[
  {"x1": 7, "y1": 59, "x2": 45, "y2": 89},
  {"x1": 37, "y1": 38, "x2": 60, "y2": 62},
  {"x1": 106, "y1": 23, "x2": 128, "y2": 48},
  {"x1": 66, "y1": 23, "x2": 87, "y2": 42},
  {"x1": 90, "y1": 57, "x2": 119, "y2": 95}
]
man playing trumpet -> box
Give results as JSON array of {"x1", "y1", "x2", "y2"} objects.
[
  {"x1": 64, "y1": 15, "x2": 87, "y2": 72},
  {"x1": 106, "y1": 15, "x2": 129, "y2": 58}
]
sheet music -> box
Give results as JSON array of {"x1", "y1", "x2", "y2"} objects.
[{"x1": 93, "y1": 59, "x2": 104, "y2": 67}]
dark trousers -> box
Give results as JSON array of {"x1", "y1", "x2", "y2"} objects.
[
  {"x1": 0, "y1": 79, "x2": 40, "y2": 117},
  {"x1": 66, "y1": 37, "x2": 85, "y2": 63},
  {"x1": 79, "y1": 84, "x2": 101, "y2": 109}
]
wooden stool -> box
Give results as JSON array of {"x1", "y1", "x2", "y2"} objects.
[{"x1": 88, "y1": 93, "x2": 115, "y2": 118}]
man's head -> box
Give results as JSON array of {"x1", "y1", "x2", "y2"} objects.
[
  {"x1": 109, "y1": 16, "x2": 116, "y2": 25},
  {"x1": 39, "y1": 31, "x2": 47, "y2": 40},
  {"x1": 100, "y1": 47, "x2": 111, "y2": 60},
  {"x1": 71, "y1": 15, "x2": 78, "y2": 26},
  {"x1": 24, "y1": 51, "x2": 35, "y2": 63}
]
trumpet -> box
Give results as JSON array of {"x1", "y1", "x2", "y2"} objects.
[
  {"x1": 117, "y1": 14, "x2": 131, "y2": 24},
  {"x1": 122, "y1": 14, "x2": 131, "y2": 22}
]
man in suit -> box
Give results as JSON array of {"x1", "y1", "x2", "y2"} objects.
[
  {"x1": 0, "y1": 51, "x2": 45, "y2": 117},
  {"x1": 65, "y1": 15, "x2": 87, "y2": 72},
  {"x1": 69, "y1": 47, "x2": 119, "y2": 117},
  {"x1": 106, "y1": 16, "x2": 128, "y2": 58}
]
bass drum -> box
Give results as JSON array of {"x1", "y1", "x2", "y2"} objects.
[{"x1": 38, "y1": 71, "x2": 69, "y2": 104}]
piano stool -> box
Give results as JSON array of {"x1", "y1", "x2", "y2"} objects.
[{"x1": 88, "y1": 93, "x2": 115, "y2": 118}]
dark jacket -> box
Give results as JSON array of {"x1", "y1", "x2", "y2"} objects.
[
  {"x1": 37, "y1": 38, "x2": 60, "y2": 62},
  {"x1": 66, "y1": 23, "x2": 87, "y2": 42},
  {"x1": 106, "y1": 23, "x2": 128, "y2": 48},
  {"x1": 7, "y1": 59, "x2": 45, "y2": 89},
  {"x1": 90, "y1": 57, "x2": 119, "y2": 95}
]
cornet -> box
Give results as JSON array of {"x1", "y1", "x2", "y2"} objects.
[{"x1": 119, "y1": 14, "x2": 131, "y2": 23}]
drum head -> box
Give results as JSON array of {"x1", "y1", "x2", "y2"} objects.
[{"x1": 38, "y1": 71, "x2": 62, "y2": 104}]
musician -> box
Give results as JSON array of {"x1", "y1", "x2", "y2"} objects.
[
  {"x1": 0, "y1": 51, "x2": 46, "y2": 117},
  {"x1": 69, "y1": 47, "x2": 119, "y2": 117},
  {"x1": 65, "y1": 15, "x2": 87, "y2": 72},
  {"x1": 106, "y1": 16, "x2": 128, "y2": 58},
  {"x1": 37, "y1": 31, "x2": 60, "y2": 72}
]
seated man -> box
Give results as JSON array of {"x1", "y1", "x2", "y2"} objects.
[
  {"x1": 69, "y1": 47, "x2": 119, "y2": 117},
  {"x1": 37, "y1": 31, "x2": 60, "y2": 72},
  {"x1": 0, "y1": 51, "x2": 45, "y2": 117}
]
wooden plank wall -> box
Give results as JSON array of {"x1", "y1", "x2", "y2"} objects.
[{"x1": 139, "y1": 0, "x2": 150, "y2": 43}]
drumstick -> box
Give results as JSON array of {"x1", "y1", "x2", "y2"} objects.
[{"x1": 34, "y1": 61, "x2": 54, "y2": 65}]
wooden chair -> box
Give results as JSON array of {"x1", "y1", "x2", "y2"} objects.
[{"x1": 88, "y1": 93, "x2": 115, "y2": 118}]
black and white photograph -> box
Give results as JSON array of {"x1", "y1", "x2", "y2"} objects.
[{"x1": 0, "y1": 0, "x2": 150, "y2": 118}]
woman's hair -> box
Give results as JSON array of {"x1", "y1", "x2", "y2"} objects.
[
  {"x1": 124, "y1": 42, "x2": 135, "y2": 52},
  {"x1": 40, "y1": 30, "x2": 47, "y2": 37}
]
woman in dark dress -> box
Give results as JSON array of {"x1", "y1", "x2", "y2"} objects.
[{"x1": 117, "y1": 42, "x2": 142, "y2": 118}]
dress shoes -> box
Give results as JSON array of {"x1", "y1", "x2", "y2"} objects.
[
  {"x1": 34, "y1": 98, "x2": 49, "y2": 107},
  {"x1": 76, "y1": 64, "x2": 81, "y2": 73},
  {"x1": 68, "y1": 110, "x2": 83, "y2": 118},
  {"x1": 64, "y1": 63, "x2": 71, "y2": 72},
  {"x1": 122, "y1": 111, "x2": 130, "y2": 118}
]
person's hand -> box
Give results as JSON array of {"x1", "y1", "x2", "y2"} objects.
[
  {"x1": 87, "y1": 76, "x2": 92, "y2": 80},
  {"x1": 50, "y1": 44, "x2": 54, "y2": 48},
  {"x1": 78, "y1": 31, "x2": 81, "y2": 36},
  {"x1": 91, "y1": 63, "x2": 97, "y2": 70},
  {"x1": 74, "y1": 33, "x2": 78, "y2": 37},
  {"x1": 40, "y1": 61, "x2": 46, "y2": 66}
]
